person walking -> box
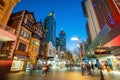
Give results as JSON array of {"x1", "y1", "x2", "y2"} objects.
[
  {"x1": 86, "y1": 63, "x2": 92, "y2": 75},
  {"x1": 91, "y1": 63, "x2": 95, "y2": 74},
  {"x1": 41, "y1": 61, "x2": 48, "y2": 76}
]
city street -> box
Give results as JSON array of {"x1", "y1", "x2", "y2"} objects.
[
  {"x1": 5, "y1": 67, "x2": 120, "y2": 80},
  {"x1": 7, "y1": 67, "x2": 101, "y2": 80},
  {"x1": 7, "y1": 69, "x2": 100, "y2": 80}
]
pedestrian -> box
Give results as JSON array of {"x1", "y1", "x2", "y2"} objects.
[
  {"x1": 101, "y1": 64, "x2": 105, "y2": 71},
  {"x1": 26, "y1": 63, "x2": 33, "y2": 75},
  {"x1": 91, "y1": 63, "x2": 95, "y2": 74},
  {"x1": 86, "y1": 63, "x2": 92, "y2": 75},
  {"x1": 41, "y1": 61, "x2": 48, "y2": 76},
  {"x1": 29, "y1": 64, "x2": 33, "y2": 75},
  {"x1": 66, "y1": 63, "x2": 69, "y2": 70},
  {"x1": 82, "y1": 63, "x2": 86, "y2": 74}
]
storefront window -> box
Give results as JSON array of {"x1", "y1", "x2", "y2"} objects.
[{"x1": 11, "y1": 60, "x2": 24, "y2": 71}]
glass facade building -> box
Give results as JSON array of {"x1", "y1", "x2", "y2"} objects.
[
  {"x1": 44, "y1": 11, "x2": 56, "y2": 47},
  {"x1": 59, "y1": 29, "x2": 66, "y2": 52}
]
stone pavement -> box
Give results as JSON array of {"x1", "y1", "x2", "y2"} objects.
[
  {"x1": 90, "y1": 69, "x2": 120, "y2": 80},
  {"x1": 102, "y1": 70, "x2": 120, "y2": 80},
  {"x1": 7, "y1": 71, "x2": 101, "y2": 80},
  {"x1": 6, "y1": 67, "x2": 120, "y2": 80}
]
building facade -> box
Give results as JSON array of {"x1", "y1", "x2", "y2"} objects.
[
  {"x1": 0, "y1": 0, "x2": 19, "y2": 59},
  {"x1": 56, "y1": 37, "x2": 60, "y2": 51},
  {"x1": 82, "y1": 0, "x2": 100, "y2": 42},
  {"x1": 59, "y1": 29, "x2": 66, "y2": 52},
  {"x1": 8, "y1": 10, "x2": 36, "y2": 71},
  {"x1": 28, "y1": 21, "x2": 44, "y2": 65},
  {"x1": 82, "y1": 0, "x2": 120, "y2": 71},
  {"x1": 0, "y1": 0, "x2": 20, "y2": 77},
  {"x1": 44, "y1": 11, "x2": 56, "y2": 47}
]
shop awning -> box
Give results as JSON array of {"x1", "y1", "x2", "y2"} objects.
[
  {"x1": 0, "y1": 28, "x2": 16, "y2": 41},
  {"x1": 88, "y1": 22, "x2": 120, "y2": 50}
]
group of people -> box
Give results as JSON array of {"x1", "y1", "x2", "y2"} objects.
[
  {"x1": 82, "y1": 61, "x2": 113, "y2": 76},
  {"x1": 82, "y1": 63, "x2": 93, "y2": 75},
  {"x1": 26, "y1": 61, "x2": 50, "y2": 76},
  {"x1": 82, "y1": 62, "x2": 98, "y2": 76}
]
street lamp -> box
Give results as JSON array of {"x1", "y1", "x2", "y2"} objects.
[{"x1": 71, "y1": 37, "x2": 84, "y2": 75}]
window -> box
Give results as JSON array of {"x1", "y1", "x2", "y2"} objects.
[
  {"x1": 18, "y1": 42, "x2": 26, "y2": 51},
  {"x1": 49, "y1": 50, "x2": 52, "y2": 55},
  {"x1": 102, "y1": 0, "x2": 115, "y2": 25},
  {"x1": 34, "y1": 48, "x2": 38, "y2": 53},
  {"x1": 20, "y1": 30, "x2": 24, "y2": 36},
  {"x1": 26, "y1": 33, "x2": 30, "y2": 40},
  {"x1": 26, "y1": 20, "x2": 32, "y2": 28},
  {"x1": 23, "y1": 31, "x2": 27, "y2": 38},
  {"x1": 28, "y1": 34, "x2": 30, "y2": 40},
  {"x1": 32, "y1": 41, "x2": 35, "y2": 44},
  {"x1": 20, "y1": 29, "x2": 30, "y2": 40},
  {"x1": 0, "y1": 0, "x2": 4, "y2": 10}
]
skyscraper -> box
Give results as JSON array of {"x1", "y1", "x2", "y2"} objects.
[
  {"x1": 44, "y1": 11, "x2": 56, "y2": 47},
  {"x1": 59, "y1": 29, "x2": 66, "y2": 52},
  {"x1": 56, "y1": 37, "x2": 60, "y2": 51}
]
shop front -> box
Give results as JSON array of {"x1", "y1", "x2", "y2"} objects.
[
  {"x1": 10, "y1": 60, "x2": 24, "y2": 71},
  {"x1": 99, "y1": 55, "x2": 120, "y2": 71},
  {"x1": 10, "y1": 55, "x2": 29, "y2": 71}
]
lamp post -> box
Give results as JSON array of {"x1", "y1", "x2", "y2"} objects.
[{"x1": 71, "y1": 37, "x2": 84, "y2": 75}]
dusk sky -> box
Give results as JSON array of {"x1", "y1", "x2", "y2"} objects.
[{"x1": 12, "y1": 0, "x2": 87, "y2": 51}]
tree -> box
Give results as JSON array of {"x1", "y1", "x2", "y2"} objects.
[{"x1": 64, "y1": 51, "x2": 75, "y2": 65}]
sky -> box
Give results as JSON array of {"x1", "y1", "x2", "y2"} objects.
[{"x1": 12, "y1": 0, "x2": 87, "y2": 51}]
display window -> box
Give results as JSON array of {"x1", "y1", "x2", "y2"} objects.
[{"x1": 11, "y1": 60, "x2": 24, "y2": 71}]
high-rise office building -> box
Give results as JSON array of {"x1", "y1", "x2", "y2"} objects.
[
  {"x1": 82, "y1": 0, "x2": 120, "y2": 71},
  {"x1": 56, "y1": 37, "x2": 60, "y2": 51},
  {"x1": 59, "y1": 29, "x2": 66, "y2": 52},
  {"x1": 44, "y1": 11, "x2": 56, "y2": 47},
  {"x1": 82, "y1": 0, "x2": 100, "y2": 42},
  {"x1": 82, "y1": 0, "x2": 120, "y2": 53}
]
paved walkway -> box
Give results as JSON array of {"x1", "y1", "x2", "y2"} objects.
[
  {"x1": 90, "y1": 69, "x2": 120, "y2": 80},
  {"x1": 5, "y1": 67, "x2": 120, "y2": 80},
  {"x1": 7, "y1": 71, "x2": 100, "y2": 80}
]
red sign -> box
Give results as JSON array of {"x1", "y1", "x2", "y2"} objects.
[{"x1": 0, "y1": 60, "x2": 12, "y2": 66}]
